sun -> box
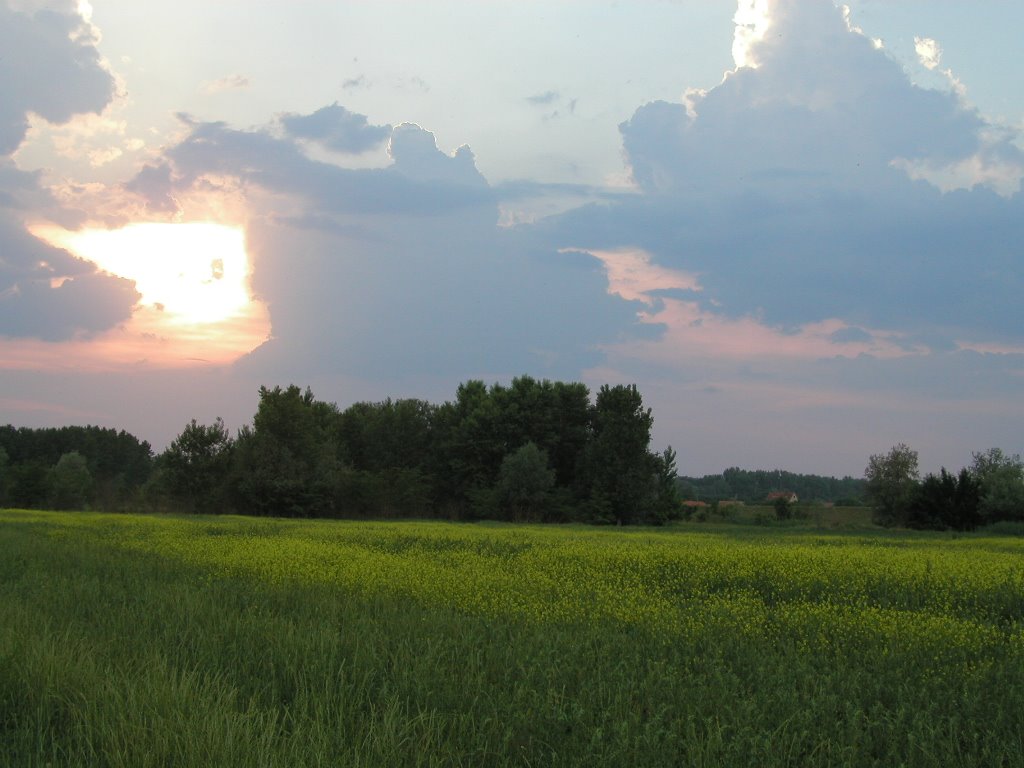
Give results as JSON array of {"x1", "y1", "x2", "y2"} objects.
[
  {"x1": 53, "y1": 222, "x2": 253, "y2": 326},
  {"x1": 732, "y1": 0, "x2": 772, "y2": 70},
  {"x1": 21, "y1": 220, "x2": 271, "y2": 368}
]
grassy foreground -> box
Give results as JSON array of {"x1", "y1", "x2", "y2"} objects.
[{"x1": 1, "y1": 511, "x2": 1022, "y2": 767}]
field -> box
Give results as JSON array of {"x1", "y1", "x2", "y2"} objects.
[{"x1": 1, "y1": 510, "x2": 1022, "y2": 766}]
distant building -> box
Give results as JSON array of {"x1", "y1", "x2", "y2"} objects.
[{"x1": 766, "y1": 491, "x2": 798, "y2": 504}]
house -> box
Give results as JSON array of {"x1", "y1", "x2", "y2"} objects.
[{"x1": 766, "y1": 491, "x2": 798, "y2": 504}]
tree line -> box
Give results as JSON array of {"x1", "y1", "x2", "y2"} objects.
[
  {"x1": 0, "y1": 425, "x2": 152, "y2": 510},
  {"x1": 0, "y1": 377, "x2": 680, "y2": 524},
  {"x1": 864, "y1": 443, "x2": 1024, "y2": 530},
  {"x1": 676, "y1": 468, "x2": 866, "y2": 505},
  {"x1": 158, "y1": 377, "x2": 680, "y2": 524}
]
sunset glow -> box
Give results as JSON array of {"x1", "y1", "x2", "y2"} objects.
[
  {"x1": 3, "y1": 0, "x2": 1023, "y2": 473},
  {"x1": 53, "y1": 222, "x2": 252, "y2": 325},
  {"x1": 24, "y1": 221, "x2": 271, "y2": 368}
]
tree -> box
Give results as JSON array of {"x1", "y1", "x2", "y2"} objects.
[
  {"x1": 0, "y1": 446, "x2": 8, "y2": 506},
  {"x1": 48, "y1": 451, "x2": 93, "y2": 510},
  {"x1": 162, "y1": 418, "x2": 234, "y2": 513},
  {"x1": 970, "y1": 448, "x2": 1024, "y2": 523},
  {"x1": 496, "y1": 442, "x2": 556, "y2": 522},
  {"x1": 0, "y1": 424, "x2": 152, "y2": 510},
  {"x1": 583, "y1": 384, "x2": 658, "y2": 525},
  {"x1": 231, "y1": 386, "x2": 343, "y2": 517},
  {"x1": 864, "y1": 443, "x2": 919, "y2": 527},
  {"x1": 650, "y1": 446, "x2": 680, "y2": 525},
  {"x1": 905, "y1": 467, "x2": 981, "y2": 531},
  {"x1": 773, "y1": 495, "x2": 793, "y2": 521}
]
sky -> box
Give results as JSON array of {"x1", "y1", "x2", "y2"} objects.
[{"x1": 1, "y1": 0, "x2": 1023, "y2": 478}]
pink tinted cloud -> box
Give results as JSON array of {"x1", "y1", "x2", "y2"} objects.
[
  {"x1": 570, "y1": 245, "x2": 916, "y2": 364},
  {"x1": 630, "y1": 298, "x2": 916, "y2": 363},
  {"x1": 560, "y1": 247, "x2": 701, "y2": 304}
]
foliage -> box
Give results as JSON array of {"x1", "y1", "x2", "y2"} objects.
[
  {"x1": 905, "y1": 467, "x2": 981, "y2": 531},
  {"x1": 0, "y1": 424, "x2": 152, "y2": 509},
  {"x1": 773, "y1": 494, "x2": 792, "y2": 520},
  {"x1": 650, "y1": 446, "x2": 680, "y2": 524},
  {"x1": 47, "y1": 451, "x2": 93, "y2": 510},
  {"x1": 230, "y1": 386, "x2": 343, "y2": 517},
  {"x1": 971, "y1": 448, "x2": 1024, "y2": 523},
  {"x1": 496, "y1": 442, "x2": 556, "y2": 521},
  {"x1": 677, "y1": 467, "x2": 866, "y2": 504},
  {"x1": 583, "y1": 384, "x2": 657, "y2": 524},
  {"x1": 0, "y1": 445, "x2": 8, "y2": 505},
  {"x1": 337, "y1": 398, "x2": 436, "y2": 473},
  {"x1": 865, "y1": 443, "x2": 920, "y2": 527},
  {"x1": 161, "y1": 418, "x2": 234, "y2": 514}
]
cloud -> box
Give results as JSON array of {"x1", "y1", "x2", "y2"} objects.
[
  {"x1": 0, "y1": 1, "x2": 140, "y2": 341},
  {"x1": 279, "y1": 103, "x2": 391, "y2": 154},
  {"x1": 0, "y1": 209, "x2": 139, "y2": 341},
  {"x1": 123, "y1": 162, "x2": 178, "y2": 213},
  {"x1": 529, "y1": 0, "x2": 1024, "y2": 473},
  {"x1": 0, "y1": 267, "x2": 139, "y2": 341},
  {"x1": 132, "y1": 109, "x2": 636, "y2": 383},
  {"x1": 526, "y1": 91, "x2": 560, "y2": 106},
  {"x1": 0, "y1": 2, "x2": 115, "y2": 154},
  {"x1": 199, "y1": 74, "x2": 251, "y2": 95},
  {"x1": 561, "y1": 247, "x2": 700, "y2": 305},
  {"x1": 914, "y1": 37, "x2": 941, "y2": 71},
  {"x1": 549, "y1": 0, "x2": 1023, "y2": 357},
  {"x1": 149, "y1": 117, "x2": 494, "y2": 218}
]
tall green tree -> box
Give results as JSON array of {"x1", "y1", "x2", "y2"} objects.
[
  {"x1": 906, "y1": 467, "x2": 981, "y2": 531},
  {"x1": 231, "y1": 386, "x2": 343, "y2": 517},
  {"x1": 583, "y1": 384, "x2": 657, "y2": 525},
  {"x1": 162, "y1": 418, "x2": 234, "y2": 514},
  {"x1": 650, "y1": 446, "x2": 680, "y2": 525},
  {"x1": 434, "y1": 380, "x2": 505, "y2": 511},
  {"x1": 337, "y1": 398, "x2": 435, "y2": 472},
  {"x1": 48, "y1": 451, "x2": 93, "y2": 510},
  {"x1": 865, "y1": 443, "x2": 920, "y2": 527}
]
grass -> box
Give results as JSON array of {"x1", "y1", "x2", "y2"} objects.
[{"x1": 1, "y1": 509, "x2": 1022, "y2": 766}]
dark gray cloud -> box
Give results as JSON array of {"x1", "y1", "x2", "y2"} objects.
[
  {"x1": 0, "y1": 266, "x2": 138, "y2": 341},
  {"x1": 123, "y1": 163, "x2": 178, "y2": 213},
  {"x1": 548, "y1": 0, "x2": 1024, "y2": 350},
  {"x1": 156, "y1": 119, "x2": 494, "y2": 217},
  {"x1": 0, "y1": 2, "x2": 139, "y2": 341},
  {"x1": 0, "y1": 2, "x2": 115, "y2": 154},
  {"x1": 0, "y1": 209, "x2": 139, "y2": 340},
  {"x1": 142, "y1": 111, "x2": 636, "y2": 381},
  {"x1": 280, "y1": 103, "x2": 391, "y2": 154}
]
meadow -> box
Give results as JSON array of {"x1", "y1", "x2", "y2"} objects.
[{"x1": 1, "y1": 510, "x2": 1022, "y2": 766}]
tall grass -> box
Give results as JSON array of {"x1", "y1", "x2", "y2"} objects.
[{"x1": 1, "y1": 510, "x2": 1022, "y2": 766}]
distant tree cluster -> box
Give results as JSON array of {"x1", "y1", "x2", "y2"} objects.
[
  {"x1": 865, "y1": 444, "x2": 1024, "y2": 530},
  {"x1": 149, "y1": 377, "x2": 680, "y2": 524},
  {"x1": 0, "y1": 426, "x2": 153, "y2": 510},
  {"x1": 676, "y1": 468, "x2": 866, "y2": 505}
]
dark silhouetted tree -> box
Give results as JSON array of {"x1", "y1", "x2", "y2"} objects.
[
  {"x1": 906, "y1": 468, "x2": 981, "y2": 531},
  {"x1": 583, "y1": 384, "x2": 657, "y2": 525},
  {"x1": 231, "y1": 386, "x2": 343, "y2": 517},
  {"x1": 162, "y1": 418, "x2": 234, "y2": 513}
]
